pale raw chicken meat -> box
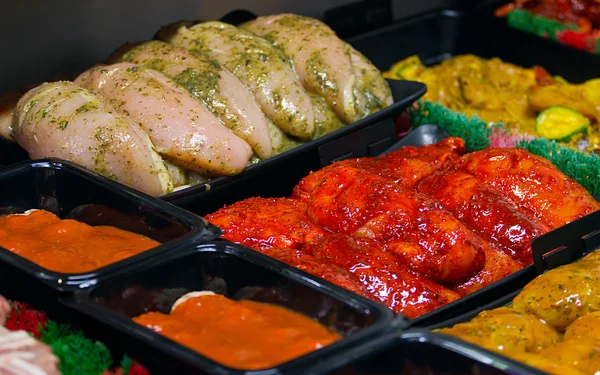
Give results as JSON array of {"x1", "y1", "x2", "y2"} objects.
[
  {"x1": 118, "y1": 41, "x2": 275, "y2": 158},
  {"x1": 75, "y1": 62, "x2": 252, "y2": 176},
  {"x1": 14, "y1": 81, "x2": 173, "y2": 196},
  {"x1": 0, "y1": 327, "x2": 61, "y2": 375},
  {"x1": 0, "y1": 296, "x2": 60, "y2": 375},
  {"x1": 158, "y1": 21, "x2": 327, "y2": 140},
  {"x1": 242, "y1": 14, "x2": 392, "y2": 122}
]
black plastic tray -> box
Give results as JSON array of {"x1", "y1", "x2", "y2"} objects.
[
  {"x1": 0, "y1": 80, "x2": 425, "y2": 209},
  {"x1": 308, "y1": 330, "x2": 544, "y2": 375},
  {"x1": 0, "y1": 159, "x2": 220, "y2": 315},
  {"x1": 347, "y1": 8, "x2": 600, "y2": 83},
  {"x1": 62, "y1": 241, "x2": 395, "y2": 375}
]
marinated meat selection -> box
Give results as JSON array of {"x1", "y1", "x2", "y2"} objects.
[
  {"x1": 133, "y1": 291, "x2": 341, "y2": 370},
  {"x1": 0, "y1": 209, "x2": 160, "y2": 273},
  {"x1": 0, "y1": 13, "x2": 391, "y2": 196},
  {"x1": 386, "y1": 55, "x2": 600, "y2": 152},
  {"x1": 437, "y1": 247, "x2": 600, "y2": 375},
  {"x1": 206, "y1": 138, "x2": 600, "y2": 318}
]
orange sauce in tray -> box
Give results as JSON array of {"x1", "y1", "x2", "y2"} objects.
[
  {"x1": 133, "y1": 292, "x2": 342, "y2": 370},
  {"x1": 0, "y1": 209, "x2": 160, "y2": 273}
]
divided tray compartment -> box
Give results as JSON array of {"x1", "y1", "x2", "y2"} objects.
[
  {"x1": 0, "y1": 159, "x2": 220, "y2": 316},
  {"x1": 387, "y1": 125, "x2": 600, "y2": 327},
  {"x1": 313, "y1": 330, "x2": 544, "y2": 375},
  {"x1": 61, "y1": 241, "x2": 395, "y2": 375},
  {"x1": 346, "y1": 8, "x2": 600, "y2": 83}
]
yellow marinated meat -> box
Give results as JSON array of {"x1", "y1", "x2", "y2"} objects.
[
  {"x1": 565, "y1": 311, "x2": 600, "y2": 340},
  {"x1": 540, "y1": 339, "x2": 600, "y2": 375},
  {"x1": 512, "y1": 259, "x2": 600, "y2": 331},
  {"x1": 439, "y1": 250, "x2": 600, "y2": 375},
  {"x1": 435, "y1": 307, "x2": 560, "y2": 353},
  {"x1": 509, "y1": 352, "x2": 587, "y2": 375},
  {"x1": 386, "y1": 54, "x2": 600, "y2": 152}
]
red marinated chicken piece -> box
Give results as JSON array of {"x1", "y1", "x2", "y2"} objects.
[
  {"x1": 260, "y1": 247, "x2": 370, "y2": 297},
  {"x1": 418, "y1": 170, "x2": 551, "y2": 265},
  {"x1": 375, "y1": 137, "x2": 466, "y2": 188},
  {"x1": 205, "y1": 197, "x2": 327, "y2": 250},
  {"x1": 299, "y1": 164, "x2": 486, "y2": 284},
  {"x1": 456, "y1": 148, "x2": 600, "y2": 229},
  {"x1": 292, "y1": 137, "x2": 465, "y2": 201},
  {"x1": 304, "y1": 234, "x2": 460, "y2": 318},
  {"x1": 451, "y1": 243, "x2": 522, "y2": 296}
]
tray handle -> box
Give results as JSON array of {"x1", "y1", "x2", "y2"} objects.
[{"x1": 532, "y1": 209, "x2": 600, "y2": 274}]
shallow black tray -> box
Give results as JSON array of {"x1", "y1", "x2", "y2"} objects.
[
  {"x1": 347, "y1": 8, "x2": 600, "y2": 83},
  {"x1": 0, "y1": 159, "x2": 220, "y2": 315},
  {"x1": 62, "y1": 241, "x2": 395, "y2": 375},
  {"x1": 0, "y1": 80, "x2": 425, "y2": 210},
  {"x1": 309, "y1": 330, "x2": 544, "y2": 375}
]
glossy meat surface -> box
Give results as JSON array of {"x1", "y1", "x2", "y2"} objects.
[
  {"x1": 301, "y1": 164, "x2": 485, "y2": 283},
  {"x1": 75, "y1": 62, "x2": 252, "y2": 175},
  {"x1": 436, "y1": 307, "x2": 561, "y2": 354},
  {"x1": 304, "y1": 235, "x2": 460, "y2": 318},
  {"x1": 456, "y1": 148, "x2": 600, "y2": 229},
  {"x1": 159, "y1": 21, "x2": 320, "y2": 140},
  {"x1": 513, "y1": 259, "x2": 600, "y2": 331},
  {"x1": 119, "y1": 41, "x2": 274, "y2": 158},
  {"x1": 418, "y1": 170, "x2": 550, "y2": 265},
  {"x1": 14, "y1": 81, "x2": 172, "y2": 196},
  {"x1": 292, "y1": 137, "x2": 465, "y2": 201},
  {"x1": 260, "y1": 247, "x2": 370, "y2": 297},
  {"x1": 205, "y1": 197, "x2": 327, "y2": 250},
  {"x1": 540, "y1": 338, "x2": 600, "y2": 375},
  {"x1": 242, "y1": 14, "x2": 392, "y2": 122},
  {"x1": 450, "y1": 243, "x2": 522, "y2": 296}
]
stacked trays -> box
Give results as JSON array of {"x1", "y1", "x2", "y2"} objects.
[
  {"x1": 346, "y1": 8, "x2": 600, "y2": 82},
  {"x1": 62, "y1": 241, "x2": 394, "y2": 374},
  {"x1": 0, "y1": 159, "x2": 220, "y2": 316}
]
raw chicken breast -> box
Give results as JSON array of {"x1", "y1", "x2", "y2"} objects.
[
  {"x1": 118, "y1": 41, "x2": 274, "y2": 158},
  {"x1": 74, "y1": 62, "x2": 252, "y2": 175},
  {"x1": 14, "y1": 81, "x2": 173, "y2": 196},
  {"x1": 158, "y1": 21, "x2": 324, "y2": 140},
  {"x1": 242, "y1": 14, "x2": 392, "y2": 122}
]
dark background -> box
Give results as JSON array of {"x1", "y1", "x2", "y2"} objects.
[{"x1": 0, "y1": 0, "x2": 483, "y2": 92}]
